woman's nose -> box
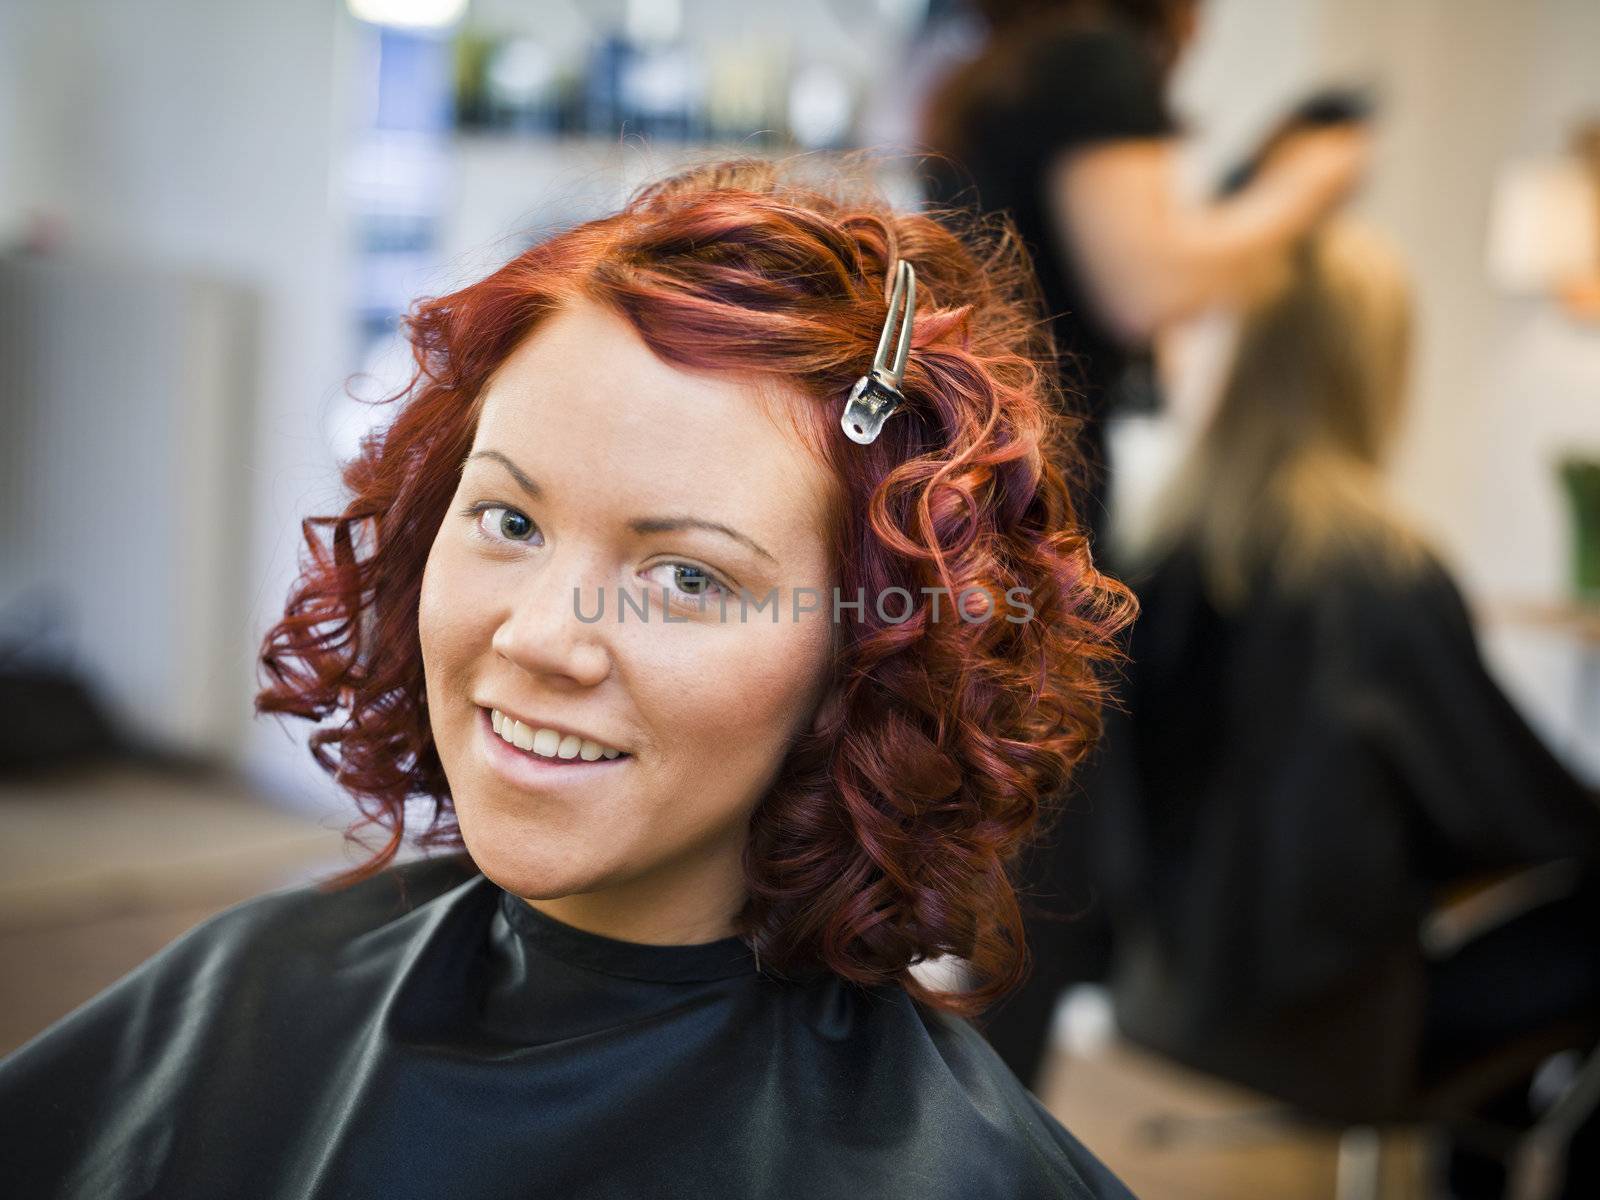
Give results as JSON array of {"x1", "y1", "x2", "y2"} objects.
[{"x1": 490, "y1": 558, "x2": 613, "y2": 688}]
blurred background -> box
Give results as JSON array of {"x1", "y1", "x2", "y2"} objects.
[{"x1": 1, "y1": 1, "x2": 1598, "y2": 1196}]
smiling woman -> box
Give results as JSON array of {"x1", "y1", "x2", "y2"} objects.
[
  {"x1": 0, "y1": 156, "x2": 1138, "y2": 1199},
  {"x1": 417, "y1": 295, "x2": 842, "y2": 948}
]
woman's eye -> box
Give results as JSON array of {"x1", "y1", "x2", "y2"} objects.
[
  {"x1": 474, "y1": 505, "x2": 540, "y2": 544},
  {"x1": 645, "y1": 563, "x2": 731, "y2": 604}
]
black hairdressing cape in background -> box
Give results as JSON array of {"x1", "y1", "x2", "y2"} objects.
[
  {"x1": 0, "y1": 853, "x2": 1134, "y2": 1199},
  {"x1": 1090, "y1": 544, "x2": 1600, "y2": 1120}
]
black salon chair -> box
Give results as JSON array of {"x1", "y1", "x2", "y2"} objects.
[{"x1": 1128, "y1": 863, "x2": 1600, "y2": 1199}]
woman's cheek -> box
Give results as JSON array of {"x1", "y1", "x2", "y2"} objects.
[
  {"x1": 418, "y1": 537, "x2": 485, "y2": 704},
  {"x1": 417, "y1": 550, "x2": 445, "y2": 671}
]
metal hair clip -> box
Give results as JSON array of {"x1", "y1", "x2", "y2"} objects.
[{"x1": 841, "y1": 260, "x2": 916, "y2": 446}]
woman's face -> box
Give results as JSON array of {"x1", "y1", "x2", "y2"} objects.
[{"x1": 418, "y1": 296, "x2": 838, "y2": 943}]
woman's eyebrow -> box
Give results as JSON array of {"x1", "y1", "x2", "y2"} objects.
[
  {"x1": 468, "y1": 450, "x2": 541, "y2": 499},
  {"x1": 466, "y1": 449, "x2": 777, "y2": 565},
  {"x1": 630, "y1": 516, "x2": 776, "y2": 565}
]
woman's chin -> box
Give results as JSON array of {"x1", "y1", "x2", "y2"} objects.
[
  {"x1": 466, "y1": 849, "x2": 604, "y2": 904},
  {"x1": 447, "y1": 792, "x2": 603, "y2": 896}
]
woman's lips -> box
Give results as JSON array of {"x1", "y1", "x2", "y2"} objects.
[{"x1": 478, "y1": 707, "x2": 630, "y2": 788}]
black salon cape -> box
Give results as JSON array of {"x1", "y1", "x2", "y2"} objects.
[
  {"x1": 0, "y1": 854, "x2": 1134, "y2": 1199},
  {"x1": 1089, "y1": 544, "x2": 1600, "y2": 1120}
]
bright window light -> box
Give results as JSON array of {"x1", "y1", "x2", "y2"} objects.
[{"x1": 346, "y1": 0, "x2": 469, "y2": 30}]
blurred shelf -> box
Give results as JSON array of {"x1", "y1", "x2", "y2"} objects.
[
  {"x1": 1482, "y1": 597, "x2": 1600, "y2": 645},
  {"x1": 433, "y1": 131, "x2": 923, "y2": 285}
]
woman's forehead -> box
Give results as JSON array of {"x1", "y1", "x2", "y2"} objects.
[{"x1": 472, "y1": 298, "x2": 836, "y2": 550}]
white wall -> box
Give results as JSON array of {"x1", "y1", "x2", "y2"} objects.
[
  {"x1": 0, "y1": 0, "x2": 358, "y2": 810},
  {"x1": 1312, "y1": 0, "x2": 1600, "y2": 597},
  {"x1": 0, "y1": 255, "x2": 259, "y2": 753}
]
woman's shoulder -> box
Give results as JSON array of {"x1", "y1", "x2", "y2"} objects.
[
  {"x1": 1136, "y1": 537, "x2": 1462, "y2": 644},
  {"x1": 1, "y1": 853, "x2": 483, "y2": 1068},
  {"x1": 926, "y1": 1008, "x2": 1136, "y2": 1198},
  {"x1": 127, "y1": 852, "x2": 484, "y2": 982},
  {"x1": 0, "y1": 852, "x2": 487, "y2": 1196},
  {"x1": 1304, "y1": 543, "x2": 1470, "y2": 653},
  {"x1": 811, "y1": 985, "x2": 1136, "y2": 1199},
  {"x1": 195, "y1": 851, "x2": 483, "y2": 950}
]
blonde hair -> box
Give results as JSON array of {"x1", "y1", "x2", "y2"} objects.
[{"x1": 1136, "y1": 219, "x2": 1430, "y2": 607}]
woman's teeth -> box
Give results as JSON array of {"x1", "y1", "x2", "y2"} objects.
[{"x1": 490, "y1": 709, "x2": 623, "y2": 761}]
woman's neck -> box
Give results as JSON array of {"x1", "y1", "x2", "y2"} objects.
[{"x1": 521, "y1": 839, "x2": 747, "y2": 946}]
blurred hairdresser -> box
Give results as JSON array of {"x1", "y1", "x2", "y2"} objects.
[
  {"x1": 920, "y1": 0, "x2": 1368, "y2": 547},
  {"x1": 919, "y1": 0, "x2": 1370, "y2": 1087}
]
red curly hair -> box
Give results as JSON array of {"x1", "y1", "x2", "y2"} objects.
[{"x1": 257, "y1": 155, "x2": 1135, "y2": 1015}]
